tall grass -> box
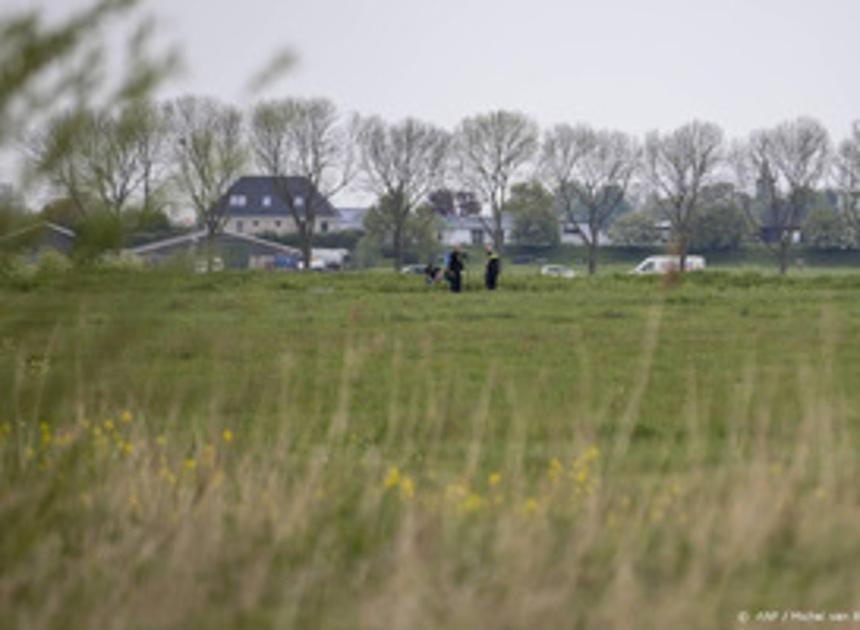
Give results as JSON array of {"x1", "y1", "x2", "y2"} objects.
[{"x1": 2, "y1": 270, "x2": 860, "y2": 629}]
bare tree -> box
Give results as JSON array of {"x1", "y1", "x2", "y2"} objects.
[
  {"x1": 356, "y1": 116, "x2": 449, "y2": 269},
  {"x1": 541, "y1": 124, "x2": 639, "y2": 274},
  {"x1": 171, "y1": 96, "x2": 246, "y2": 242},
  {"x1": 250, "y1": 97, "x2": 354, "y2": 269},
  {"x1": 834, "y1": 121, "x2": 860, "y2": 233},
  {"x1": 643, "y1": 120, "x2": 724, "y2": 271},
  {"x1": 80, "y1": 107, "x2": 148, "y2": 217},
  {"x1": 127, "y1": 100, "x2": 173, "y2": 214},
  {"x1": 735, "y1": 117, "x2": 831, "y2": 274},
  {"x1": 454, "y1": 110, "x2": 538, "y2": 251},
  {"x1": 26, "y1": 104, "x2": 156, "y2": 218}
]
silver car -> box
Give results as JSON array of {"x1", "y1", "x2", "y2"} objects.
[{"x1": 540, "y1": 264, "x2": 576, "y2": 278}]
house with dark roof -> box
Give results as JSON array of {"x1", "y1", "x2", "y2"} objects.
[{"x1": 221, "y1": 176, "x2": 340, "y2": 237}]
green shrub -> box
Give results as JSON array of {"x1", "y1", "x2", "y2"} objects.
[{"x1": 37, "y1": 250, "x2": 72, "y2": 275}]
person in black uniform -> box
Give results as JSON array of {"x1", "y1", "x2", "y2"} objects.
[
  {"x1": 484, "y1": 244, "x2": 500, "y2": 290},
  {"x1": 446, "y1": 246, "x2": 464, "y2": 293}
]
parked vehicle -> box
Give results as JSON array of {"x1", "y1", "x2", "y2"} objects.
[
  {"x1": 313, "y1": 248, "x2": 351, "y2": 270},
  {"x1": 540, "y1": 264, "x2": 576, "y2": 278},
  {"x1": 298, "y1": 257, "x2": 327, "y2": 271},
  {"x1": 401, "y1": 264, "x2": 426, "y2": 274},
  {"x1": 632, "y1": 255, "x2": 705, "y2": 274}
]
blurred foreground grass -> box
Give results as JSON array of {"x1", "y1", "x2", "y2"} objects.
[{"x1": 2, "y1": 269, "x2": 860, "y2": 629}]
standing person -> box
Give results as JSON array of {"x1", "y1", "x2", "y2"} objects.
[
  {"x1": 445, "y1": 245, "x2": 465, "y2": 293},
  {"x1": 484, "y1": 244, "x2": 501, "y2": 290}
]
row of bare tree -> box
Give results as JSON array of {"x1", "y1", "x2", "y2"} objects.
[{"x1": 25, "y1": 96, "x2": 860, "y2": 273}]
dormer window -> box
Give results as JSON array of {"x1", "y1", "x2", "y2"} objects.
[
  {"x1": 229, "y1": 194, "x2": 247, "y2": 207},
  {"x1": 262, "y1": 195, "x2": 272, "y2": 208}
]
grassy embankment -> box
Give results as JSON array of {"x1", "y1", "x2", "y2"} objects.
[{"x1": 2, "y1": 269, "x2": 860, "y2": 628}]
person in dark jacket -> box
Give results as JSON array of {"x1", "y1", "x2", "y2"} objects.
[
  {"x1": 484, "y1": 244, "x2": 501, "y2": 290},
  {"x1": 424, "y1": 262, "x2": 441, "y2": 285},
  {"x1": 445, "y1": 246, "x2": 465, "y2": 293}
]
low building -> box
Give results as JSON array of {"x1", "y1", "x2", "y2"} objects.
[
  {"x1": 437, "y1": 214, "x2": 515, "y2": 246},
  {"x1": 0, "y1": 222, "x2": 76, "y2": 257},
  {"x1": 560, "y1": 221, "x2": 613, "y2": 246},
  {"x1": 128, "y1": 229, "x2": 302, "y2": 270},
  {"x1": 335, "y1": 207, "x2": 369, "y2": 232}
]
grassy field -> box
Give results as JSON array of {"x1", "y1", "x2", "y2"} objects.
[{"x1": 3, "y1": 268, "x2": 860, "y2": 629}]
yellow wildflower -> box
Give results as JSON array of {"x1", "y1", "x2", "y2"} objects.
[
  {"x1": 160, "y1": 467, "x2": 177, "y2": 486},
  {"x1": 103, "y1": 420, "x2": 115, "y2": 432},
  {"x1": 460, "y1": 493, "x2": 483, "y2": 513},
  {"x1": 400, "y1": 476, "x2": 415, "y2": 499},
  {"x1": 25, "y1": 446, "x2": 36, "y2": 460},
  {"x1": 584, "y1": 446, "x2": 600, "y2": 462},
  {"x1": 202, "y1": 444, "x2": 216, "y2": 467},
  {"x1": 548, "y1": 457, "x2": 563, "y2": 483},
  {"x1": 55, "y1": 434, "x2": 72, "y2": 447},
  {"x1": 222, "y1": 429, "x2": 234, "y2": 444},
  {"x1": 120, "y1": 410, "x2": 133, "y2": 424},
  {"x1": 383, "y1": 466, "x2": 401, "y2": 488},
  {"x1": 156, "y1": 435, "x2": 167, "y2": 447},
  {"x1": 522, "y1": 497, "x2": 540, "y2": 516},
  {"x1": 488, "y1": 472, "x2": 501, "y2": 487},
  {"x1": 183, "y1": 458, "x2": 197, "y2": 472},
  {"x1": 122, "y1": 442, "x2": 134, "y2": 456}
]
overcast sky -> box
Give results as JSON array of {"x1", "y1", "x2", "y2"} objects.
[
  {"x1": 4, "y1": 0, "x2": 859, "y2": 207},
  {"x1": 20, "y1": 0, "x2": 860, "y2": 139}
]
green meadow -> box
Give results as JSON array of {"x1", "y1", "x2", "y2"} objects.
[{"x1": 3, "y1": 268, "x2": 860, "y2": 629}]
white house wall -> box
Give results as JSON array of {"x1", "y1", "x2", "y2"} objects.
[{"x1": 226, "y1": 216, "x2": 338, "y2": 236}]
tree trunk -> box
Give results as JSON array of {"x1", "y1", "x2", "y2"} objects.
[
  {"x1": 492, "y1": 205, "x2": 504, "y2": 253},
  {"x1": 299, "y1": 222, "x2": 313, "y2": 272},
  {"x1": 587, "y1": 223, "x2": 599, "y2": 275},
  {"x1": 586, "y1": 246, "x2": 596, "y2": 274},
  {"x1": 206, "y1": 228, "x2": 215, "y2": 273},
  {"x1": 392, "y1": 220, "x2": 403, "y2": 271},
  {"x1": 778, "y1": 238, "x2": 789, "y2": 275},
  {"x1": 678, "y1": 236, "x2": 688, "y2": 273}
]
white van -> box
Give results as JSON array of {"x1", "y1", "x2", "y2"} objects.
[{"x1": 633, "y1": 255, "x2": 705, "y2": 274}]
